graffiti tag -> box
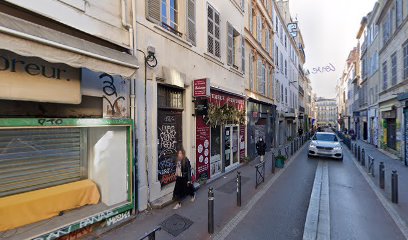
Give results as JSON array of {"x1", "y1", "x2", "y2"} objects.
[
  {"x1": 106, "y1": 211, "x2": 131, "y2": 226},
  {"x1": 38, "y1": 118, "x2": 63, "y2": 126},
  {"x1": 310, "y1": 63, "x2": 336, "y2": 74},
  {"x1": 100, "y1": 73, "x2": 126, "y2": 116}
]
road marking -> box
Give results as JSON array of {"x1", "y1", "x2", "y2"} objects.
[
  {"x1": 212, "y1": 143, "x2": 309, "y2": 240},
  {"x1": 303, "y1": 161, "x2": 330, "y2": 240},
  {"x1": 345, "y1": 146, "x2": 408, "y2": 239}
]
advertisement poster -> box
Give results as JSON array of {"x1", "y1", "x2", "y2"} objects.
[
  {"x1": 240, "y1": 124, "x2": 245, "y2": 161},
  {"x1": 193, "y1": 78, "x2": 210, "y2": 97},
  {"x1": 196, "y1": 115, "x2": 210, "y2": 181}
]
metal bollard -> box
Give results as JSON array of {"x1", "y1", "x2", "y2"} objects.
[
  {"x1": 361, "y1": 148, "x2": 365, "y2": 166},
  {"x1": 391, "y1": 171, "x2": 398, "y2": 204},
  {"x1": 208, "y1": 188, "x2": 214, "y2": 234},
  {"x1": 271, "y1": 153, "x2": 276, "y2": 174},
  {"x1": 379, "y1": 162, "x2": 385, "y2": 189},
  {"x1": 237, "y1": 172, "x2": 241, "y2": 207},
  {"x1": 357, "y1": 146, "x2": 361, "y2": 162}
]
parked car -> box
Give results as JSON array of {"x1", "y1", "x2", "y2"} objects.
[{"x1": 308, "y1": 132, "x2": 343, "y2": 161}]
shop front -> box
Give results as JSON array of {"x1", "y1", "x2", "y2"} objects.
[
  {"x1": 381, "y1": 106, "x2": 397, "y2": 150},
  {"x1": 0, "y1": 13, "x2": 137, "y2": 239},
  {"x1": 360, "y1": 110, "x2": 368, "y2": 141},
  {"x1": 247, "y1": 99, "x2": 276, "y2": 160},
  {"x1": 368, "y1": 107, "x2": 378, "y2": 146},
  {"x1": 195, "y1": 85, "x2": 245, "y2": 181}
]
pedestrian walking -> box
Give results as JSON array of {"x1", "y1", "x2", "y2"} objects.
[
  {"x1": 173, "y1": 148, "x2": 195, "y2": 209},
  {"x1": 256, "y1": 137, "x2": 266, "y2": 162},
  {"x1": 298, "y1": 128, "x2": 303, "y2": 136}
]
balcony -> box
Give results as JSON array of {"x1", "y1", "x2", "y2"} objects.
[{"x1": 299, "y1": 86, "x2": 304, "y2": 96}]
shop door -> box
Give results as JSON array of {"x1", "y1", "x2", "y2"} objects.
[
  {"x1": 370, "y1": 118, "x2": 374, "y2": 144},
  {"x1": 363, "y1": 122, "x2": 368, "y2": 140},
  {"x1": 404, "y1": 109, "x2": 408, "y2": 165},
  {"x1": 387, "y1": 119, "x2": 396, "y2": 150},
  {"x1": 224, "y1": 125, "x2": 239, "y2": 171},
  {"x1": 157, "y1": 110, "x2": 183, "y2": 187}
]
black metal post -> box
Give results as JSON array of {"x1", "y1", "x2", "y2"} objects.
[
  {"x1": 271, "y1": 153, "x2": 275, "y2": 174},
  {"x1": 237, "y1": 172, "x2": 241, "y2": 207},
  {"x1": 361, "y1": 148, "x2": 365, "y2": 166},
  {"x1": 208, "y1": 188, "x2": 214, "y2": 234},
  {"x1": 379, "y1": 162, "x2": 385, "y2": 189},
  {"x1": 391, "y1": 171, "x2": 398, "y2": 204},
  {"x1": 357, "y1": 146, "x2": 361, "y2": 162}
]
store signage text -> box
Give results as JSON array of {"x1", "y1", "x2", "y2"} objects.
[
  {"x1": 193, "y1": 78, "x2": 210, "y2": 97},
  {"x1": 0, "y1": 55, "x2": 69, "y2": 80},
  {"x1": 0, "y1": 49, "x2": 80, "y2": 104}
]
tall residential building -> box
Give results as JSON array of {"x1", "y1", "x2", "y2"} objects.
[
  {"x1": 274, "y1": 0, "x2": 303, "y2": 144},
  {"x1": 137, "y1": 0, "x2": 246, "y2": 210},
  {"x1": 377, "y1": 0, "x2": 408, "y2": 158},
  {"x1": 360, "y1": 2, "x2": 381, "y2": 146},
  {"x1": 245, "y1": 0, "x2": 276, "y2": 159}
]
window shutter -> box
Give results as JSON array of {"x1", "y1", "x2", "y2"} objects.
[
  {"x1": 249, "y1": 52, "x2": 253, "y2": 90},
  {"x1": 146, "y1": 0, "x2": 161, "y2": 24},
  {"x1": 257, "y1": 16, "x2": 262, "y2": 43},
  {"x1": 207, "y1": 5, "x2": 214, "y2": 55},
  {"x1": 241, "y1": 0, "x2": 245, "y2": 11},
  {"x1": 187, "y1": 0, "x2": 196, "y2": 45},
  {"x1": 214, "y1": 11, "x2": 221, "y2": 57},
  {"x1": 249, "y1": 1, "x2": 253, "y2": 33},
  {"x1": 227, "y1": 23, "x2": 233, "y2": 65},
  {"x1": 241, "y1": 35, "x2": 245, "y2": 73}
]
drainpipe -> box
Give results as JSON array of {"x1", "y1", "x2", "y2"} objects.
[{"x1": 123, "y1": 0, "x2": 139, "y2": 212}]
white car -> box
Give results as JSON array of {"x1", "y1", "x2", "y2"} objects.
[{"x1": 308, "y1": 132, "x2": 343, "y2": 161}]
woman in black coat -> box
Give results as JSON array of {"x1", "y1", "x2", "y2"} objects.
[{"x1": 173, "y1": 148, "x2": 195, "y2": 209}]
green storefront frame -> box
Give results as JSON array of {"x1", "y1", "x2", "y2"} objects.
[{"x1": 0, "y1": 118, "x2": 136, "y2": 239}]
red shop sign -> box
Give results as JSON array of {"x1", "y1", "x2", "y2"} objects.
[{"x1": 193, "y1": 78, "x2": 210, "y2": 97}]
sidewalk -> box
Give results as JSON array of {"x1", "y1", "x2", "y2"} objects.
[
  {"x1": 351, "y1": 140, "x2": 408, "y2": 227},
  {"x1": 90, "y1": 143, "x2": 304, "y2": 240}
]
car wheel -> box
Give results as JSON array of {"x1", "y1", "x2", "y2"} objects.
[
  {"x1": 339, "y1": 156, "x2": 343, "y2": 161},
  {"x1": 308, "y1": 154, "x2": 313, "y2": 159}
]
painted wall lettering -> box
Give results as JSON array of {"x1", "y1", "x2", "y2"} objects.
[
  {"x1": 33, "y1": 226, "x2": 72, "y2": 240},
  {"x1": 59, "y1": 226, "x2": 94, "y2": 240},
  {"x1": 79, "y1": 210, "x2": 117, "y2": 228},
  {"x1": 38, "y1": 118, "x2": 63, "y2": 126},
  {"x1": 106, "y1": 211, "x2": 131, "y2": 226}
]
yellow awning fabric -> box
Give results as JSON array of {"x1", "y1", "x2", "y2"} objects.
[{"x1": 0, "y1": 180, "x2": 100, "y2": 231}]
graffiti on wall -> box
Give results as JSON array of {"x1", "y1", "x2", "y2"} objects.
[
  {"x1": 81, "y1": 69, "x2": 129, "y2": 118},
  {"x1": 100, "y1": 73, "x2": 127, "y2": 118}
]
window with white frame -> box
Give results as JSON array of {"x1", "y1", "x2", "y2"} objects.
[
  {"x1": 275, "y1": 45, "x2": 279, "y2": 69},
  {"x1": 382, "y1": 9, "x2": 392, "y2": 46},
  {"x1": 207, "y1": 4, "x2": 221, "y2": 58},
  {"x1": 382, "y1": 61, "x2": 388, "y2": 90},
  {"x1": 227, "y1": 22, "x2": 241, "y2": 68},
  {"x1": 391, "y1": 52, "x2": 397, "y2": 86},
  {"x1": 249, "y1": 52, "x2": 254, "y2": 90},
  {"x1": 257, "y1": 60, "x2": 266, "y2": 94},
  {"x1": 276, "y1": 79, "x2": 280, "y2": 102},
  {"x1": 281, "y1": 84, "x2": 284, "y2": 102},
  {"x1": 162, "y1": 0, "x2": 178, "y2": 30},
  {"x1": 249, "y1": 1, "x2": 253, "y2": 33},
  {"x1": 257, "y1": 16, "x2": 262, "y2": 43},
  {"x1": 285, "y1": 87, "x2": 288, "y2": 104},
  {"x1": 284, "y1": 60, "x2": 287, "y2": 77},
  {"x1": 404, "y1": 42, "x2": 408, "y2": 80},
  {"x1": 396, "y1": 0, "x2": 403, "y2": 27},
  {"x1": 280, "y1": 53, "x2": 283, "y2": 73},
  {"x1": 265, "y1": 30, "x2": 270, "y2": 52}
]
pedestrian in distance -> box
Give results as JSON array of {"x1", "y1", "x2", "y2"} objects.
[
  {"x1": 256, "y1": 137, "x2": 266, "y2": 162},
  {"x1": 298, "y1": 128, "x2": 303, "y2": 136},
  {"x1": 173, "y1": 148, "x2": 195, "y2": 209}
]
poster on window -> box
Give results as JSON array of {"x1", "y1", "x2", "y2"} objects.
[
  {"x1": 240, "y1": 124, "x2": 245, "y2": 161},
  {"x1": 196, "y1": 115, "x2": 210, "y2": 181}
]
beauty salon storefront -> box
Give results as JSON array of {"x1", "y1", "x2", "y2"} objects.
[
  {"x1": 0, "y1": 12, "x2": 137, "y2": 240},
  {"x1": 195, "y1": 85, "x2": 246, "y2": 181}
]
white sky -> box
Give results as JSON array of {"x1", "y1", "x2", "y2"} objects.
[{"x1": 289, "y1": 0, "x2": 378, "y2": 98}]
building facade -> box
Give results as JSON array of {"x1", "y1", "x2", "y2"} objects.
[
  {"x1": 0, "y1": 0, "x2": 138, "y2": 238},
  {"x1": 245, "y1": 0, "x2": 276, "y2": 159},
  {"x1": 316, "y1": 98, "x2": 337, "y2": 127}
]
